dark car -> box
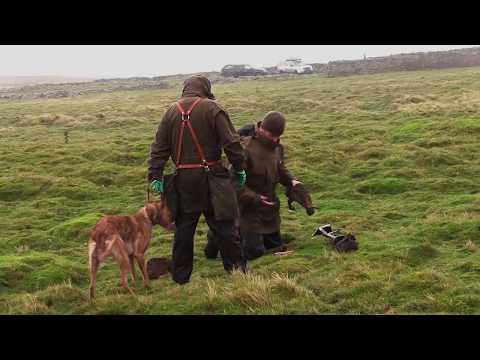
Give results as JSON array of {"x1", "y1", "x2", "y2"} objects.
[{"x1": 221, "y1": 64, "x2": 267, "y2": 77}]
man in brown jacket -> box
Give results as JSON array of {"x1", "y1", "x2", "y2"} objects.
[
  {"x1": 204, "y1": 111, "x2": 305, "y2": 260},
  {"x1": 148, "y1": 75, "x2": 248, "y2": 284}
]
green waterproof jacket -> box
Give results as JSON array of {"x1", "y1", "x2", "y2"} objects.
[{"x1": 237, "y1": 134, "x2": 295, "y2": 234}]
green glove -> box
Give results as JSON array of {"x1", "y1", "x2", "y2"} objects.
[
  {"x1": 235, "y1": 170, "x2": 247, "y2": 187},
  {"x1": 150, "y1": 179, "x2": 164, "y2": 194}
]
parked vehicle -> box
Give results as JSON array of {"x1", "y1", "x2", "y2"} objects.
[
  {"x1": 221, "y1": 64, "x2": 268, "y2": 77},
  {"x1": 277, "y1": 58, "x2": 313, "y2": 74}
]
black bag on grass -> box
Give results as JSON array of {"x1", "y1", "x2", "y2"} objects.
[
  {"x1": 312, "y1": 224, "x2": 359, "y2": 253},
  {"x1": 147, "y1": 257, "x2": 172, "y2": 280},
  {"x1": 332, "y1": 233, "x2": 358, "y2": 252}
]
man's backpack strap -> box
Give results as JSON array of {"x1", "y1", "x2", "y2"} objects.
[{"x1": 174, "y1": 97, "x2": 218, "y2": 171}]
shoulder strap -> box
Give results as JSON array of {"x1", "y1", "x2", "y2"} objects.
[
  {"x1": 174, "y1": 97, "x2": 206, "y2": 167},
  {"x1": 185, "y1": 119, "x2": 207, "y2": 164},
  {"x1": 175, "y1": 97, "x2": 202, "y2": 118}
]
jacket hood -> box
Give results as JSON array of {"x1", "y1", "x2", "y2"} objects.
[{"x1": 181, "y1": 75, "x2": 216, "y2": 100}]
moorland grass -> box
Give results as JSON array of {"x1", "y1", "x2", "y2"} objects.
[{"x1": 1, "y1": 67, "x2": 480, "y2": 314}]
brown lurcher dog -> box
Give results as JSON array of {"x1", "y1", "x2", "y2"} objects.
[{"x1": 88, "y1": 199, "x2": 175, "y2": 299}]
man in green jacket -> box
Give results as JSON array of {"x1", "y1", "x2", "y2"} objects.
[{"x1": 205, "y1": 111, "x2": 305, "y2": 260}]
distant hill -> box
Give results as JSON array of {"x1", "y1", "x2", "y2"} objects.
[{"x1": 0, "y1": 76, "x2": 97, "y2": 89}]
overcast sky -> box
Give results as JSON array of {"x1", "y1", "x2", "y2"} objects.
[{"x1": 0, "y1": 45, "x2": 475, "y2": 78}]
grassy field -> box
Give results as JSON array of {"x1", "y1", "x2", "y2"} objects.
[{"x1": 1, "y1": 67, "x2": 480, "y2": 314}]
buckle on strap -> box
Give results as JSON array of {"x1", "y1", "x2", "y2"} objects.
[
  {"x1": 202, "y1": 160, "x2": 210, "y2": 172},
  {"x1": 176, "y1": 97, "x2": 202, "y2": 118}
]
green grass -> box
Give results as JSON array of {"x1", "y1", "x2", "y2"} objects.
[{"x1": 2, "y1": 67, "x2": 480, "y2": 314}]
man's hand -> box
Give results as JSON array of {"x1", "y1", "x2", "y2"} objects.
[
  {"x1": 235, "y1": 170, "x2": 247, "y2": 187},
  {"x1": 150, "y1": 179, "x2": 164, "y2": 194},
  {"x1": 292, "y1": 180, "x2": 303, "y2": 187},
  {"x1": 260, "y1": 195, "x2": 276, "y2": 206}
]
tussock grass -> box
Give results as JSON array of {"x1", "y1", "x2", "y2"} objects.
[{"x1": 2, "y1": 67, "x2": 480, "y2": 313}]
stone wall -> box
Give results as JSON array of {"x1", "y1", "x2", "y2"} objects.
[
  {"x1": 310, "y1": 47, "x2": 480, "y2": 77},
  {"x1": 310, "y1": 63, "x2": 328, "y2": 74}
]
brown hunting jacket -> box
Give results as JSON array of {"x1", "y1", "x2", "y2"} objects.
[{"x1": 148, "y1": 77, "x2": 245, "y2": 213}]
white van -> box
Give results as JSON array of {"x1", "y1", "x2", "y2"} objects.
[{"x1": 277, "y1": 58, "x2": 313, "y2": 74}]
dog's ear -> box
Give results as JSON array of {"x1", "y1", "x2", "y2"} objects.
[
  {"x1": 146, "y1": 203, "x2": 159, "y2": 222},
  {"x1": 145, "y1": 203, "x2": 153, "y2": 220},
  {"x1": 155, "y1": 201, "x2": 175, "y2": 230}
]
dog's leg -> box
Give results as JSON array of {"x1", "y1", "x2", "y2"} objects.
[
  {"x1": 129, "y1": 254, "x2": 137, "y2": 285},
  {"x1": 135, "y1": 253, "x2": 149, "y2": 288},
  {"x1": 88, "y1": 241, "x2": 100, "y2": 300},
  {"x1": 90, "y1": 257, "x2": 99, "y2": 300},
  {"x1": 119, "y1": 258, "x2": 135, "y2": 295},
  {"x1": 112, "y1": 237, "x2": 135, "y2": 296}
]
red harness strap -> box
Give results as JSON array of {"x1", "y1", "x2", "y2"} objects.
[{"x1": 174, "y1": 97, "x2": 218, "y2": 170}]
